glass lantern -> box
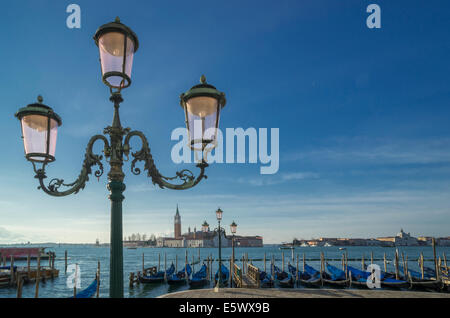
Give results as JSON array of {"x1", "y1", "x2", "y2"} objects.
[
  {"x1": 216, "y1": 208, "x2": 223, "y2": 221},
  {"x1": 15, "y1": 96, "x2": 62, "y2": 163},
  {"x1": 93, "y1": 17, "x2": 139, "y2": 90},
  {"x1": 230, "y1": 221, "x2": 237, "y2": 234},
  {"x1": 180, "y1": 75, "x2": 226, "y2": 153}
]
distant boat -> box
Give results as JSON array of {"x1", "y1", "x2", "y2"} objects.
[
  {"x1": 324, "y1": 243, "x2": 333, "y2": 247},
  {"x1": 339, "y1": 247, "x2": 346, "y2": 250},
  {"x1": 279, "y1": 246, "x2": 294, "y2": 250},
  {"x1": 127, "y1": 247, "x2": 137, "y2": 250},
  {"x1": 323, "y1": 263, "x2": 350, "y2": 287},
  {"x1": 214, "y1": 264, "x2": 230, "y2": 287},
  {"x1": 189, "y1": 264, "x2": 208, "y2": 287},
  {"x1": 272, "y1": 265, "x2": 294, "y2": 287},
  {"x1": 300, "y1": 243, "x2": 309, "y2": 247},
  {"x1": 167, "y1": 264, "x2": 192, "y2": 285},
  {"x1": 289, "y1": 263, "x2": 321, "y2": 287},
  {"x1": 70, "y1": 275, "x2": 99, "y2": 298},
  {"x1": 139, "y1": 264, "x2": 175, "y2": 284}
]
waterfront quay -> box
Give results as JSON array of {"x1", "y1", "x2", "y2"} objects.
[
  {"x1": 159, "y1": 288, "x2": 450, "y2": 298},
  {"x1": 1, "y1": 244, "x2": 449, "y2": 298}
]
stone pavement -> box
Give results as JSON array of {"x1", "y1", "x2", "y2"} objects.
[{"x1": 159, "y1": 288, "x2": 450, "y2": 298}]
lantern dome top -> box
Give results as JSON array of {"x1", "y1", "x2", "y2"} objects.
[
  {"x1": 93, "y1": 17, "x2": 139, "y2": 52},
  {"x1": 15, "y1": 95, "x2": 62, "y2": 126},
  {"x1": 180, "y1": 75, "x2": 226, "y2": 108}
]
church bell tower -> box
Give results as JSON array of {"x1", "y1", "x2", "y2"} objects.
[{"x1": 174, "y1": 204, "x2": 181, "y2": 239}]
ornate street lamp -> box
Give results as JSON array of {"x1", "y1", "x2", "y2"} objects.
[
  {"x1": 214, "y1": 207, "x2": 224, "y2": 292},
  {"x1": 15, "y1": 96, "x2": 62, "y2": 163},
  {"x1": 201, "y1": 220, "x2": 209, "y2": 234},
  {"x1": 14, "y1": 17, "x2": 226, "y2": 298},
  {"x1": 180, "y1": 75, "x2": 226, "y2": 155},
  {"x1": 230, "y1": 221, "x2": 237, "y2": 288},
  {"x1": 93, "y1": 17, "x2": 138, "y2": 91}
]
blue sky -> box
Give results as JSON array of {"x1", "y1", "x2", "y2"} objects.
[{"x1": 0, "y1": 0, "x2": 449, "y2": 244}]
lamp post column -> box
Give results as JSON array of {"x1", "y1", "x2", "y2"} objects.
[
  {"x1": 107, "y1": 93, "x2": 127, "y2": 298},
  {"x1": 218, "y1": 220, "x2": 222, "y2": 287},
  {"x1": 231, "y1": 234, "x2": 234, "y2": 288}
]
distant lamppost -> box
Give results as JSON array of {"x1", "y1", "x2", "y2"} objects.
[
  {"x1": 201, "y1": 220, "x2": 209, "y2": 239},
  {"x1": 214, "y1": 208, "x2": 223, "y2": 292},
  {"x1": 14, "y1": 17, "x2": 227, "y2": 298},
  {"x1": 230, "y1": 221, "x2": 237, "y2": 288}
]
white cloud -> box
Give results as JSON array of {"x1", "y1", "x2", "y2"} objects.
[
  {"x1": 285, "y1": 137, "x2": 450, "y2": 165},
  {"x1": 237, "y1": 171, "x2": 319, "y2": 186}
]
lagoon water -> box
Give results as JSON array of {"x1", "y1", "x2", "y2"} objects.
[{"x1": 1, "y1": 244, "x2": 449, "y2": 298}]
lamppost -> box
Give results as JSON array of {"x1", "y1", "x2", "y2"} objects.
[
  {"x1": 14, "y1": 17, "x2": 226, "y2": 298},
  {"x1": 201, "y1": 220, "x2": 209, "y2": 238},
  {"x1": 214, "y1": 207, "x2": 223, "y2": 292},
  {"x1": 230, "y1": 221, "x2": 237, "y2": 288}
]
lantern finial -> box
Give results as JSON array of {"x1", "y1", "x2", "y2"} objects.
[
  {"x1": 37, "y1": 95, "x2": 43, "y2": 103},
  {"x1": 115, "y1": 16, "x2": 121, "y2": 23},
  {"x1": 200, "y1": 74, "x2": 206, "y2": 84}
]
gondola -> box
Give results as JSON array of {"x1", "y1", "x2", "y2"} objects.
[
  {"x1": 292, "y1": 263, "x2": 321, "y2": 287},
  {"x1": 214, "y1": 264, "x2": 229, "y2": 287},
  {"x1": 189, "y1": 264, "x2": 208, "y2": 287},
  {"x1": 399, "y1": 266, "x2": 443, "y2": 291},
  {"x1": 167, "y1": 264, "x2": 192, "y2": 285},
  {"x1": 347, "y1": 265, "x2": 409, "y2": 289},
  {"x1": 71, "y1": 275, "x2": 99, "y2": 298},
  {"x1": 346, "y1": 265, "x2": 370, "y2": 288},
  {"x1": 272, "y1": 265, "x2": 293, "y2": 288},
  {"x1": 139, "y1": 263, "x2": 175, "y2": 284},
  {"x1": 0, "y1": 266, "x2": 17, "y2": 288},
  {"x1": 259, "y1": 270, "x2": 274, "y2": 288},
  {"x1": 322, "y1": 263, "x2": 349, "y2": 287}
]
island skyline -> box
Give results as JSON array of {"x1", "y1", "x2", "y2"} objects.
[{"x1": 1, "y1": 1, "x2": 450, "y2": 246}]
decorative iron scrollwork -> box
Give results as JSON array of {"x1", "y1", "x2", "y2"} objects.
[
  {"x1": 34, "y1": 135, "x2": 110, "y2": 196},
  {"x1": 124, "y1": 130, "x2": 208, "y2": 190}
]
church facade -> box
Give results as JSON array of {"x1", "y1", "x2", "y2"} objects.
[{"x1": 156, "y1": 206, "x2": 263, "y2": 248}]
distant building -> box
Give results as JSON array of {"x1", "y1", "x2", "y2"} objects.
[
  {"x1": 156, "y1": 206, "x2": 263, "y2": 248},
  {"x1": 174, "y1": 205, "x2": 181, "y2": 239},
  {"x1": 377, "y1": 229, "x2": 418, "y2": 246},
  {"x1": 293, "y1": 229, "x2": 435, "y2": 247}
]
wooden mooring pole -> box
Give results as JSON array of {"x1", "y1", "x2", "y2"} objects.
[
  {"x1": 383, "y1": 253, "x2": 387, "y2": 273},
  {"x1": 420, "y1": 252, "x2": 424, "y2": 280},
  {"x1": 16, "y1": 273, "x2": 23, "y2": 298},
  {"x1": 432, "y1": 237, "x2": 439, "y2": 280},
  {"x1": 264, "y1": 253, "x2": 266, "y2": 273},
  {"x1": 27, "y1": 253, "x2": 31, "y2": 277},
  {"x1": 96, "y1": 261, "x2": 100, "y2": 298},
  {"x1": 303, "y1": 253, "x2": 305, "y2": 272},
  {"x1": 74, "y1": 263, "x2": 78, "y2": 297},
  {"x1": 10, "y1": 256, "x2": 15, "y2": 285},
  {"x1": 35, "y1": 255, "x2": 40, "y2": 298},
  {"x1": 185, "y1": 250, "x2": 188, "y2": 283},
  {"x1": 64, "y1": 250, "x2": 68, "y2": 273},
  {"x1": 394, "y1": 250, "x2": 400, "y2": 280}
]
